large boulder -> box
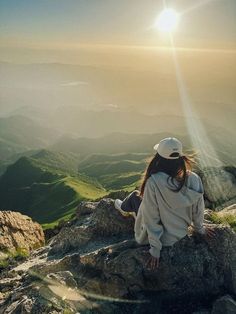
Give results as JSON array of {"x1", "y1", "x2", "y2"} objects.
[
  {"x1": 0, "y1": 211, "x2": 45, "y2": 254},
  {"x1": 48, "y1": 199, "x2": 134, "y2": 255},
  {"x1": 77, "y1": 226, "x2": 236, "y2": 300},
  {"x1": 201, "y1": 168, "x2": 236, "y2": 206}
]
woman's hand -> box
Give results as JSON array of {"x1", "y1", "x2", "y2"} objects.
[
  {"x1": 146, "y1": 255, "x2": 159, "y2": 270},
  {"x1": 205, "y1": 226, "x2": 216, "y2": 238}
]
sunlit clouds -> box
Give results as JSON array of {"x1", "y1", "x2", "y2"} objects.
[{"x1": 61, "y1": 81, "x2": 89, "y2": 87}]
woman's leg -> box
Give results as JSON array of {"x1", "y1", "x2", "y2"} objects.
[
  {"x1": 115, "y1": 190, "x2": 142, "y2": 218},
  {"x1": 120, "y1": 190, "x2": 142, "y2": 214}
]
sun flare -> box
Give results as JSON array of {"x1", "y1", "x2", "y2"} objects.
[{"x1": 155, "y1": 8, "x2": 179, "y2": 32}]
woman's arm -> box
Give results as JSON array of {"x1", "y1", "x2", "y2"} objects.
[
  {"x1": 192, "y1": 195, "x2": 206, "y2": 234},
  {"x1": 139, "y1": 177, "x2": 163, "y2": 259},
  {"x1": 192, "y1": 175, "x2": 208, "y2": 234}
]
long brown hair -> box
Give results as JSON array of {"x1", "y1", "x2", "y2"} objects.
[{"x1": 140, "y1": 153, "x2": 195, "y2": 197}]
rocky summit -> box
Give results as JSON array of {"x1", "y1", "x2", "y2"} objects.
[{"x1": 0, "y1": 199, "x2": 235, "y2": 314}]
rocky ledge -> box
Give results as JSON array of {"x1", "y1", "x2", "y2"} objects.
[{"x1": 0, "y1": 199, "x2": 235, "y2": 313}]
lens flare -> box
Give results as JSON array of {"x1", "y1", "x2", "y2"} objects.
[{"x1": 168, "y1": 34, "x2": 227, "y2": 203}]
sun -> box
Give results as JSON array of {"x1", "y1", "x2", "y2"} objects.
[{"x1": 154, "y1": 8, "x2": 179, "y2": 32}]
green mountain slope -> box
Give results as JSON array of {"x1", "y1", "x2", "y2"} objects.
[
  {"x1": 0, "y1": 148, "x2": 81, "y2": 176},
  {"x1": 0, "y1": 154, "x2": 106, "y2": 227},
  {"x1": 78, "y1": 153, "x2": 150, "y2": 190},
  {"x1": 31, "y1": 149, "x2": 81, "y2": 175}
]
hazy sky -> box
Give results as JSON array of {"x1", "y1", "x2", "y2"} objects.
[
  {"x1": 0, "y1": 0, "x2": 235, "y2": 138},
  {"x1": 0, "y1": 0, "x2": 236, "y2": 63}
]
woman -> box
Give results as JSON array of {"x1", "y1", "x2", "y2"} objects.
[{"x1": 115, "y1": 137, "x2": 215, "y2": 270}]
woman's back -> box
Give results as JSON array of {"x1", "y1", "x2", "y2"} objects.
[{"x1": 135, "y1": 171, "x2": 205, "y2": 257}]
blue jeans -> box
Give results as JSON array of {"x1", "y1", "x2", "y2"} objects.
[{"x1": 121, "y1": 190, "x2": 142, "y2": 214}]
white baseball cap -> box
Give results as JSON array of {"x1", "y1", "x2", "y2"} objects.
[{"x1": 153, "y1": 137, "x2": 183, "y2": 159}]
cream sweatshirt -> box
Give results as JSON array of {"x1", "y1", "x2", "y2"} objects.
[{"x1": 134, "y1": 171, "x2": 205, "y2": 258}]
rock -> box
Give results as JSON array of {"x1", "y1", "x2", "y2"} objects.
[
  {"x1": 218, "y1": 204, "x2": 236, "y2": 216},
  {"x1": 43, "y1": 226, "x2": 61, "y2": 241},
  {"x1": 30, "y1": 252, "x2": 81, "y2": 277},
  {"x1": 0, "y1": 251, "x2": 8, "y2": 261},
  {"x1": 0, "y1": 211, "x2": 45, "y2": 254},
  {"x1": 44, "y1": 217, "x2": 77, "y2": 242},
  {"x1": 0, "y1": 258, "x2": 96, "y2": 314},
  {"x1": 0, "y1": 275, "x2": 21, "y2": 293},
  {"x1": 48, "y1": 224, "x2": 93, "y2": 255},
  {"x1": 0, "y1": 282, "x2": 76, "y2": 314},
  {"x1": 91, "y1": 199, "x2": 134, "y2": 236},
  {"x1": 76, "y1": 201, "x2": 98, "y2": 217},
  {"x1": 1, "y1": 199, "x2": 236, "y2": 314},
  {"x1": 49, "y1": 198, "x2": 134, "y2": 255},
  {"x1": 101, "y1": 190, "x2": 131, "y2": 201},
  {"x1": 77, "y1": 226, "x2": 236, "y2": 299},
  {"x1": 15, "y1": 225, "x2": 234, "y2": 314},
  {"x1": 46, "y1": 271, "x2": 77, "y2": 288},
  {"x1": 211, "y1": 295, "x2": 236, "y2": 314},
  {"x1": 204, "y1": 209, "x2": 214, "y2": 221},
  {"x1": 0, "y1": 295, "x2": 33, "y2": 314},
  {"x1": 44, "y1": 201, "x2": 99, "y2": 242},
  {"x1": 201, "y1": 168, "x2": 236, "y2": 206}
]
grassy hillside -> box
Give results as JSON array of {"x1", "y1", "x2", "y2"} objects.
[
  {"x1": 0, "y1": 150, "x2": 149, "y2": 228},
  {"x1": 0, "y1": 153, "x2": 106, "y2": 227},
  {"x1": 78, "y1": 153, "x2": 149, "y2": 190},
  {"x1": 0, "y1": 148, "x2": 81, "y2": 176},
  {"x1": 31, "y1": 149, "x2": 81, "y2": 175}
]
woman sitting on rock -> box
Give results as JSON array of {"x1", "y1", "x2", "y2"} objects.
[{"x1": 115, "y1": 137, "x2": 215, "y2": 270}]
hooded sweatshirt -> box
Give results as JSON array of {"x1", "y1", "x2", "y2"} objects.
[{"x1": 134, "y1": 171, "x2": 205, "y2": 258}]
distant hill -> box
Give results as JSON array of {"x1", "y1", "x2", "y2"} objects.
[
  {"x1": 0, "y1": 149, "x2": 41, "y2": 176},
  {"x1": 78, "y1": 152, "x2": 149, "y2": 190},
  {"x1": 51, "y1": 132, "x2": 191, "y2": 156},
  {"x1": 31, "y1": 149, "x2": 80, "y2": 175},
  {"x1": 1, "y1": 61, "x2": 235, "y2": 138},
  {"x1": 0, "y1": 152, "x2": 106, "y2": 227},
  {"x1": 51, "y1": 131, "x2": 235, "y2": 167},
  {"x1": 50, "y1": 106, "x2": 189, "y2": 137},
  {"x1": 0, "y1": 147, "x2": 81, "y2": 176},
  {"x1": 0, "y1": 115, "x2": 58, "y2": 160}
]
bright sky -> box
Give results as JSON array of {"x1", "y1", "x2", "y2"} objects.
[{"x1": 0, "y1": 0, "x2": 235, "y2": 62}]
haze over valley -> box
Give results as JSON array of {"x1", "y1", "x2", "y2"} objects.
[{"x1": 0, "y1": 0, "x2": 235, "y2": 227}]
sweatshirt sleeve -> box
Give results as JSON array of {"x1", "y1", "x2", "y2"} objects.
[
  {"x1": 140, "y1": 177, "x2": 163, "y2": 258},
  {"x1": 192, "y1": 176, "x2": 206, "y2": 234}
]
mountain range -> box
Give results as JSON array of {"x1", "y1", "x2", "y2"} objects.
[{"x1": 0, "y1": 61, "x2": 235, "y2": 229}]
